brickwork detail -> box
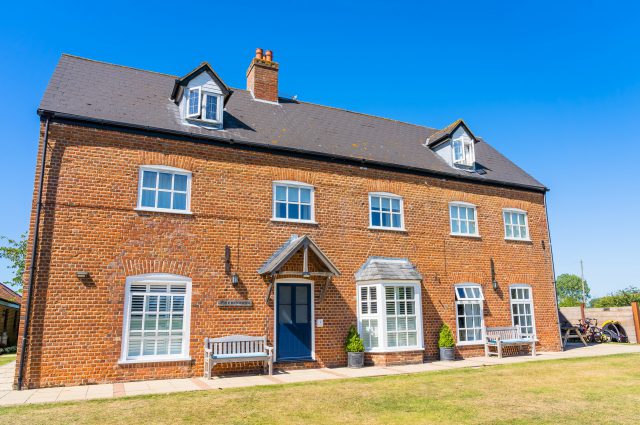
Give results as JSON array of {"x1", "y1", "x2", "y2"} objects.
[{"x1": 15, "y1": 121, "x2": 561, "y2": 388}]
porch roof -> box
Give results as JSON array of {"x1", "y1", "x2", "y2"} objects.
[
  {"x1": 258, "y1": 234, "x2": 341, "y2": 276},
  {"x1": 355, "y1": 257, "x2": 422, "y2": 281}
]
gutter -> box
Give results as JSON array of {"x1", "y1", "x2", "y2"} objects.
[
  {"x1": 544, "y1": 193, "x2": 564, "y2": 351},
  {"x1": 38, "y1": 110, "x2": 549, "y2": 194},
  {"x1": 17, "y1": 114, "x2": 51, "y2": 390}
]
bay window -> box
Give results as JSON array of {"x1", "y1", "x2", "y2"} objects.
[
  {"x1": 357, "y1": 282, "x2": 423, "y2": 352},
  {"x1": 455, "y1": 284, "x2": 484, "y2": 344}
]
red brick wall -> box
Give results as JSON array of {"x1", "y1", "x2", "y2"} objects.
[
  {"x1": 246, "y1": 58, "x2": 279, "y2": 102},
  {"x1": 15, "y1": 120, "x2": 561, "y2": 388}
]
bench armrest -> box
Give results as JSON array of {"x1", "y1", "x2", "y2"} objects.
[
  {"x1": 264, "y1": 345, "x2": 274, "y2": 355},
  {"x1": 204, "y1": 347, "x2": 212, "y2": 354}
]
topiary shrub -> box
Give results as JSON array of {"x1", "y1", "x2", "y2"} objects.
[
  {"x1": 438, "y1": 324, "x2": 455, "y2": 348},
  {"x1": 345, "y1": 325, "x2": 365, "y2": 353}
]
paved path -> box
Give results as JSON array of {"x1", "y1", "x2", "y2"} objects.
[{"x1": 0, "y1": 343, "x2": 638, "y2": 406}]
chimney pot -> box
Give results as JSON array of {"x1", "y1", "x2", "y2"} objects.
[{"x1": 246, "y1": 48, "x2": 279, "y2": 103}]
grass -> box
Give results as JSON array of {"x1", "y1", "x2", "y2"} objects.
[
  {"x1": 0, "y1": 354, "x2": 16, "y2": 367},
  {"x1": 1, "y1": 354, "x2": 640, "y2": 424}
]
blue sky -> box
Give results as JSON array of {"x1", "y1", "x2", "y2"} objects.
[{"x1": 0, "y1": 1, "x2": 638, "y2": 297}]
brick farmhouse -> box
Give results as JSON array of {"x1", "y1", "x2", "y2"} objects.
[{"x1": 16, "y1": 49, "x2": 562, "y2": 389}]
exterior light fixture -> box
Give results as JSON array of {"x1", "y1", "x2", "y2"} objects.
[
  {"x1": 490, "y1": 258, "x2": 498, "y2": 291},
  {"x1": 302, "y1": 271, "x2": 311, "y2": 278},
  {"x1": 231, "y1": 273, "x2": 239, "y2": 286},
  {"x1": 76, "y1": 271, "x2": 90, "y2": 279}
]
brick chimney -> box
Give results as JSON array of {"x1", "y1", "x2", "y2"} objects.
[{"x1": 246, "y1": 48, "x2": 279, "y2": 103}]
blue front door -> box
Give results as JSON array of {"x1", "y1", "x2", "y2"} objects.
[{"x1": 276, "y1": 283, "x2": 312, "y2": 361}]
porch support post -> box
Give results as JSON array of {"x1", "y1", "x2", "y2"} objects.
[
  {"x1": 264, "y1": 275, "x2": 275, "y2": 304},
  {"x1": 303, "y1": 241, "x2": 309, "y2": 274}
]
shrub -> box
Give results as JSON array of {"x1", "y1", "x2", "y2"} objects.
[
  {"x1": 344, "y1": 325, "x2": 365, "y2": 353},
  {"x1": 438, "y1": 324, "x2": 455, "y2": 348},
  {"x1": 0, "y1": 346, "x2": 16, "y2": 354}
]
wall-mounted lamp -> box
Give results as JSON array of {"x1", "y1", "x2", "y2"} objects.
[
  {"x1": 76, "y1": 271, "x2": 90, "y2": 279},
  {"x1": 302, "y1": 271, "x2": 311, "y2": 278},
  {"x1": 231, "y1": 273, "x2": 239, "y2": 286},
  {"x1": 490, "y1": 258, "x2": 498, "y2": 291}
]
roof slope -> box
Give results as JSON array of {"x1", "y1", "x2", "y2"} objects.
[
  {"x1": 38, "y1": 54, "x2": 546, "y2": 191},
  {"x1": 0, "y1": 283, "x2": 21, "y2": 305}
]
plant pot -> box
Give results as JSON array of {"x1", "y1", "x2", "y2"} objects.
[
  {"x1": 347, "y1": 351, "x2": 365, "y2": 368},
  {"x1": 439, "y1": 347, "x2": 455, "y2": 361}
]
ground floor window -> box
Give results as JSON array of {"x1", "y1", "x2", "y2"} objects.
[
  {"x1": 121, "y1": 274, "x2": 191, "y2": 362},
  {"x1": 510, "y1": 284, "x2": 535, "y2": 339},
  {"x1": 455, "y1": 284, "x2": 484, "y2": 344},
  {"x1": 357, "y1": 282, "x2": 423, "y2": 351}
]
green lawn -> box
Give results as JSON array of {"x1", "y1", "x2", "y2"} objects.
[
  {"x1": 0, "y1": 354, "x2": 16, "y2": 367},
  {"x1": 1, "y1": 354, "x2": 639, "y2": 424}
]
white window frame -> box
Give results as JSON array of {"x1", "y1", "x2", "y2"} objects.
[
  {"x1": 271, "y1": 181, "x2": 316, "y2": 224},
  {"x1": 451, "y1": 138, "x2": 475, "y2": 167},
  {"x1": 449, "y1": 202, "x2": 480, "y2": 237},
  {"x1": 201, "y1": 91, "x2": 224, "y2": 124},
  {"x1": 356, "y1": 280, "x2": 424, "y2": 353},
  {"x1": 368, "y1": 192, "x2": 405, "y2": 231},
  {"x1": 187, "y1": 87, "x2": 201, "y2": 118},
  {"x1": 509, "y1": 284, "x2": 536, "y2": 340},
  {"x1": 136, "y1": 165, "x2": 192, "y2": 214},
  {"x1": 119, "y1": 274, "x2": 192, "y2": 364},
  {"x1": 503, "y1": 208, "x2": 530, "y2": 241},
  {"x1": 454, "y1": 283, "x2": 485, "y2": 346}
]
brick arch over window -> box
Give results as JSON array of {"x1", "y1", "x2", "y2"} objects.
[{"x1": 121, "y1": 259, "x2": 194, "y2": 277}]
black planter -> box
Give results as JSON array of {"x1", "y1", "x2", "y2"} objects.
[
  {"x1": 439, "y1": 347, "x2": 455, "y2": 361},
  {"x1": 347, "y1": 351, "x2": 365, "y2": 368}
]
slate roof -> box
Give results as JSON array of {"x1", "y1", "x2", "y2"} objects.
[
  {"x1": 355, "y1": 257, "x2": 422, "y2": 281},
  {"x1": 258, "y1": 235, "x2": 340, "y2": 276},
  {"x1": 38, "y1": 54, "x2": 546, "y2": 191}
]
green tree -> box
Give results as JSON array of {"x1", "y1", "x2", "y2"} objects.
[
  {"x1": 556, "y1": 273, "x2": 590, "y2": 307},
  {"x1": 590, "y1": 286, "x2": 640, "y2": 307},
  {"x1": 0, "y1": 233, "x2": 27, "y2": 293}
]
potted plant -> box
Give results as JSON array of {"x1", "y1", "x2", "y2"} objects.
[
  {"x1": 345, "y1": 324, "x2": 365, "y2": 368},
  {"x1": 438, "y1": 324, "x2": 455, "y2": 361}
]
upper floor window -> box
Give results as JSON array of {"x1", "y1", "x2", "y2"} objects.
[
  {"x1": 452, "y1": 138, "x2": 475, "y2": 167},
  {"x1": 137, "y1": 166, "x2": 192, "y2": 214},
  {"x1": 369, "y1": 193, "x2": 404, "y2": 230},
  {"x1": 272, "y1": 181, "x2": 315, "y2": 223},
  {"x1": 449, "y1": 202, "x2": 479, "y2": 236},
  {"x1": 455, "y1": 284, "x2": 484, "y2": 345},
  {"x1": 510, "y1": 285, "x2": 536, "y2": 339},
  {"x1": 186, "y1": 86, "x2": 223, "y2": 124},
  {"x1": 503, "y1": 209, "x2": 529, "y2": 241}
]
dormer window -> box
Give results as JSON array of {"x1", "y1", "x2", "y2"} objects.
[
  {"x1": 452, "y1": 138, "x2": 475, "y2": 167},
  {"x1": 186, "y1": 87, "x2": 222, "y2": 124}
]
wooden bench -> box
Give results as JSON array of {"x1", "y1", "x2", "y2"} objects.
[
  {"x1": 204, "y1": 335, "x2": 273, "y2": 379},
  {"x1": 484, "y1": 326, "x2": 536, "y2": 358}
]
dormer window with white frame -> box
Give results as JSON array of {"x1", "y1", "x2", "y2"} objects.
[
  {"x1": 452, "y1": 137, "x2": 475, "y2": 168},
  {"x1": 186, "y1": 87, "x2": 223, "y2": 124}
]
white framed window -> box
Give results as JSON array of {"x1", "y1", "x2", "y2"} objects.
[
  {"x1": 359, "y1": 286, "x2": 379, "y2": 350},
  {"x1": 449, "y1": 202, "x2": 479, "y2": 236},
  {"x1": 452, "y1": 137, "x2": 475, "y2": 167},
  {"x1": 503, "y1": 209, "x2": 529, "y2": 241},
  {"x1": 369, "y1": 193, "x2": 404, "y2": 230},
  {"x1": 510, "y1": 284, "x2": 536, "y2": 339},
  {"x1": 187, "y1": 87, "x2": 201, "y2": 118},
  {"x1": 137, "y1": 166, "x2": 192, "y2": 214},
  {"x1": 455, "y1": 284, "x2": 484, "y2": 345},
  {"x1": 120, "y1": 274, "x2": 192, "y2": 363},
  {"x1": 185, "y1": 86, "x2": 223, "y2": 124},
  {"x1": 272, "y1": 181, "x2": 315, "y2": 223},
  {"x1": 357, "y1": 282, "x2": 423, "y2": 352}
]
